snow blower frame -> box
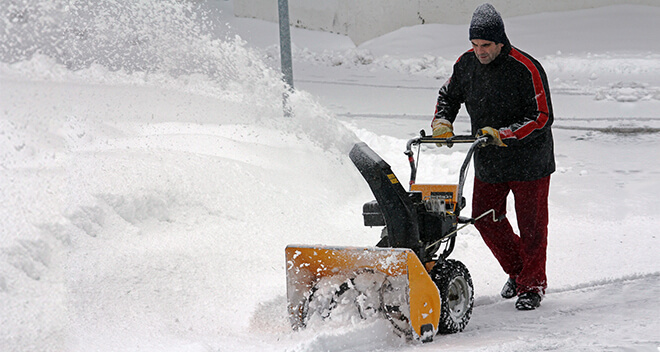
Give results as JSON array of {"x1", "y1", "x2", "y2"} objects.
[{"x1": 286, "y1": 132, "x2": 491, "y2": 342}]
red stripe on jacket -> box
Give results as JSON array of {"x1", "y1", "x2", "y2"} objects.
[{"x1": 500, "y1": 48, "x2": 550, "y2": 140}]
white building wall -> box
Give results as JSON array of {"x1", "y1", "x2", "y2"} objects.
[{"x1": 234, "y1": 0, "x2": 660, "y2": 45}]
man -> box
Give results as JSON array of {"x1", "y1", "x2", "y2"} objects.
[{"x1": 432, "y1": 3, "x2": 555, "y2": 310}]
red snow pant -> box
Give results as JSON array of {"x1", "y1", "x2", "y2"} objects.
[{"x1": 472, "y1": 175, "x2": 550, "y2": 295}]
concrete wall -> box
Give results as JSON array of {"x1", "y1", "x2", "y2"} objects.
[{"x1": 233, "y1": 0, "x2": 660, "y2": 45}]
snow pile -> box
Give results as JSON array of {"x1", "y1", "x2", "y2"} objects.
[
  {"x1": 595, "y1": 81, "x2": 660, "y2": 102},
  {"x1": 268, "y1": 45, "x2": 454, "y2": 79},
  {"x1": 0, "y1": 60, "x2": 370, "y2": 351},
  {"x1": 0, "y1": 1, "x2": 372, "y2": 350}
]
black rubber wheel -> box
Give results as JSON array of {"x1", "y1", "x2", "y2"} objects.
[{"x1": 430, "y1": 259, "x2": 474, "y2": 334}]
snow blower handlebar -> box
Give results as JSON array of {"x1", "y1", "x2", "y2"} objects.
[
  {"x1": 405, "y1": 134, "x2": 483, "y2": 152},
  {"x1": 404, "y1": 133, "x2": 488, "y2": 197}
]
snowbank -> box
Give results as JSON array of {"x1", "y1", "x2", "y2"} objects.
[{"x1": 0, "y1": 1, "x2": 373, "y2": 349}]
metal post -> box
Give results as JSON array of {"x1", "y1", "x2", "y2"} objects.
[{"x1": 278, "y1": 0, "x2": 294, "y2": 116}]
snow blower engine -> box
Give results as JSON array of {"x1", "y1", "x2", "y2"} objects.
[{"x1": 286, "y1": 132, "x2": 490, "y2": 342}]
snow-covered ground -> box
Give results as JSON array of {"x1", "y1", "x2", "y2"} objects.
[{"x1": 1, "y1": 1, "x2": 659, "y2": 351}]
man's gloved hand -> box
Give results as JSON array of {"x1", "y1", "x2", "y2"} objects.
[
  {"x1": 477, "y1": 127, "x2": 507, "y2": 147},
  {"x1": 432, "y1": 118, "x2": 454, "y2": 146}
]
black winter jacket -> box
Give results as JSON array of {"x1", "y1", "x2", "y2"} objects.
[{"x1": 434, "y1": 44, "x2": 555, "y2": 183}]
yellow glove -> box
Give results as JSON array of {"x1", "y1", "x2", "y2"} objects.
[
  {"x1": 432, "y1": 118, "x2": 454, "y2": 146},
  {"x1": 477, "y1": 127, "x2": 507, "y2": 147}
]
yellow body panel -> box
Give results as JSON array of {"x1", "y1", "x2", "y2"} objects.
[
  {"x1": 410, "y1": 184, "x2": 457, "y2": 203},
  {"x1": 285, "y1": 245, "x2": 440, "y2": 340},
  {"x1": 406, "y1": 253, "x2": 442, "y2": 339},
  {"x1": 410, "y1": 184, "x2": 458, "y2": 211}
]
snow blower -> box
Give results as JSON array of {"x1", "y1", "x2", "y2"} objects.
[{"x1": 286, "y1": 132, "x2": 492, "y2": 342}]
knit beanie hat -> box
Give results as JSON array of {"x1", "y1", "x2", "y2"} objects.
[{"x1": 469, "y1": 3, "x2": 509, "y2": 45}]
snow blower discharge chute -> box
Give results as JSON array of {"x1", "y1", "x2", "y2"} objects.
[{"x1": 286, "y1": 133, "x2": 494, "y2": 342}]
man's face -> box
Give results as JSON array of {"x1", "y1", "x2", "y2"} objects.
[{"x1": 471, "y1": 39, "x2": 504, "y2": 64}]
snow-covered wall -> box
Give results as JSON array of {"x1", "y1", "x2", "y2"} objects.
[{"x1": 233, "y1": 0, "x2": 660, "y2": 44}]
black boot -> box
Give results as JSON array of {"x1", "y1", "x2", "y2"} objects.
[
  {"x1": 500, "y1": 277, "x2": 517, "y2": 299},
  {"x1": 515, "y1": 292, "x2": 542, "y2": 310}
]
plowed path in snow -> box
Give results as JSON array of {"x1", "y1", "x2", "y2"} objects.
[{"x1": 417, "y1": 273, "x2": 660, "y2": 352}]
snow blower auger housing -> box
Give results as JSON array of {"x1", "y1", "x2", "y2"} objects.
[{"x1": 286, "y1": 132, "x2": 488, "y2": 342}]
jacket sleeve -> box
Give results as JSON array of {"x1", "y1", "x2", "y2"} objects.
[
  {"x1": 433, "y1": 61, "x2": 465, "y2": 125},
  {"x1": 498, "y1": 49, "x2": 553, "y2": 144}
]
